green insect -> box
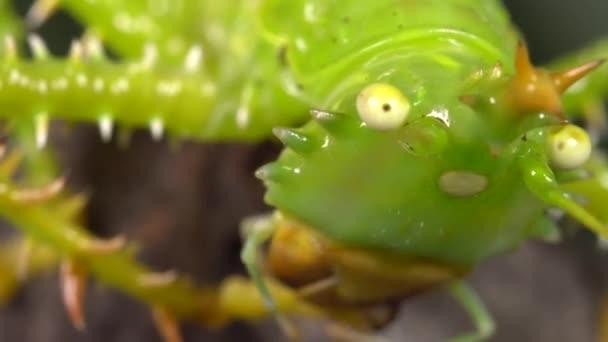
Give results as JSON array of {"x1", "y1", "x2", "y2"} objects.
[{"x1": 0, "y1": 0, "x2": 606, "y2": 341}]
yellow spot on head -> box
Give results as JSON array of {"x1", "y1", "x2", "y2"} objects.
[{"x1": 439, "y1": 171, "x2": 488, "y2": 197}]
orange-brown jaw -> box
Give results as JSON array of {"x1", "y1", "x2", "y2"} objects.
[
  {"x1": 506, "y1": 42, "x2": 605, "y2": 117},
  {"x1": 267, "y1": 218, "x2": 332, "y2": 286},
  {"x1": 267, "y1": 214, "x2": 467, "y2": 312}
]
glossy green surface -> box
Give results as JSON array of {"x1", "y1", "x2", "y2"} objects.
[
  {"x1": 258, "y1": 0, "x2": 605, "y2": 265},
  {"x1": 0, "y1": 0, "x2": 605, "y2": 327}
]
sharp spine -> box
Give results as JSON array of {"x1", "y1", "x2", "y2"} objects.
[
  {"x1": 255, "y1": 163, "x2": 296, "y2": 182},
  {"x1": 138, "y1": 270, "x2": 178, "y2": 287},
  {"x1": 60, "y1": 259, "x2": 87, "y2": 331},
  {"x1": 83, "y1": 34, "x2": 104, "y2": 61},
  {"x1": 149, "y1": 117, "x2": 165, "y2": 141},
  {"x1": 25, "y1": 0, "x2": 59, "y2": 29},
  {"x1": 27, "y1": 34, "x2": 49, "y2": 60},
  {"x1": 552, "y1": 59, "x2": 606, "y2": 94},
  {"x1": 35, "y1": 112, "x2": 49, "y2": 149},
  {"x1": 10, "y1": 177, "x2": 65, "y2": 203},
  {"x1": 272, "y1": 127, "x2": 315, "y2": 154},
  {"x1": 142, "y1": 43, "x2": 158, "y2": 69},
  {"x1": 152, "y1": 307, "x2": 183, "y2": 342},
  {"x1": 98, "y1": 114, "x2": 114, "y2": 142},
  {"x1": 82, "y1": 235, "x2": 126, "y2": 254},
  {"x1": 68, "y1": 40, "x2": 83, "y2": 63},
  {"x1": 310, "y1": 109, "x2": 350, "y2": 135},
  {"x1": 4, "y1": 35, "x2": 17, "y2": 62},
  {"x1": 184, "y1": 45, "x2": 203, "y2": 72}
]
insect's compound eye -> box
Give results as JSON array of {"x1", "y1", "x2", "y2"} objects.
[
  {"x1": 356, "y1": 83, "x2": 411, "y2": 130},
  {"x1": 546, "y1": 124, "x2": 592, "y2": 170}
]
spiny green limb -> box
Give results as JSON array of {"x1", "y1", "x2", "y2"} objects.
[
  {"x1": 0, "y1": 153, "x2": 226, "y2": 325},
  {"x1": 447, "y1": 281, "x2": 495, "y2": 342},
  {"x1": 0, "y1": 237, "x2": 57, "y2": 303}
]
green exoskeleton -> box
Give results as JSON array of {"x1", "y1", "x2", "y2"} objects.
[{"x1": 0, "y1": 0, "x2": 606, "y2": 341}]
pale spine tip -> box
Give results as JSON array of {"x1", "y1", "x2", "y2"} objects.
[
  {"x1": 25, "y1": 0, "x2": 59, "y2": 29},
  {"x1": 83, "y1": 34, "x2": 104, "y2": 61},
  {"x1": 60, "y1": 259, "x2": 87, "y2": 331},
  {"x1": 10, "y1": 177, "x2": 65, "y2": 203},
  {"x1": 272, "y1": 127, "x2": 314, "y2": 154},
  {"x1": 184, "y1": 45, "x2": 203, "y2": 72},
  {"x1": 98, "y1": 114, "x2": 114, "y2": 142},
  {"x1": 68, "y1": 40, "x2": 83, "y2": 63},
  {"x1": 310, "y1": 109, "x2": 349, "y2": 135},
  {"x1": 152, "y1": 307, "x2": 183, "y2": 342},
  {"x1": 149, "y1": 117, "x2": 165, "y2": 141},
  {"x1": 82, "y1": 235, "x2": 126, "y2": 254},
  {"x1": 3, "y1": 35, "x2": 17, "y2": 62},
  {"x1": 138, "y1": 270, "x2": 178, "y2": 287},
  {"x1": 35, "y1": 112, "x2": 49, "y2": 149},
  {"x1": 254, "y1": 163, "x2": 295, "y2": 182},
  {"x1": 27, "y1": 34, "x2": 49, "y2": 60},
  {"x1": 141, "y1": 43, "x2": 159, "y2": 69}
]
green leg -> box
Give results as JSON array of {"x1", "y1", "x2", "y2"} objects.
[
  {"x1": 518, "y1": 149, "x2": 608, "y2": 239},
  {"x1": 560, "y1": 153, "x2": 608, "y2": 225},
  {"x1": 240, "y1": 213, "x2": 298, "y2": 338},
  {"x1": 448, "y1": 281, "x2": 495, "y2": 342},
  {"x1": 240, "y1": 213, "x2": 277, "y2": 310}
]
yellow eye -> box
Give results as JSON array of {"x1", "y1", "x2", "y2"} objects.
[
  {"x1": 546, "y1": 124, "x2": 591, "y2": 170},
  {"x1": 356, "y1": 83, "x2": 411, "y2": 130}
]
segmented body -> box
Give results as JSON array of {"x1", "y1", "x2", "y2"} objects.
[
  {"x1": 0, "y1": 0, "x2": 606, "y2": 341},
  {"x1": 1, "y1": 0, "x2": 307, "y2": 141},
  {"x1": 259, "y1": 0, "x2": 546, "y2": 265}
]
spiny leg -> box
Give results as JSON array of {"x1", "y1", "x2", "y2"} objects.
[{"x1": 448, "y1": 281, "x2": 495, "y2": 342}]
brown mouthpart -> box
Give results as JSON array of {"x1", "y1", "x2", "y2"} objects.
[{"x1": 506, "y1": 41, "x2": 604, "y2": 118}]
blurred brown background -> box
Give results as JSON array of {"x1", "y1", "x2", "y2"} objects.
[{"x1": 0, "y1": 0, "x2": 607, "y2": 341}]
